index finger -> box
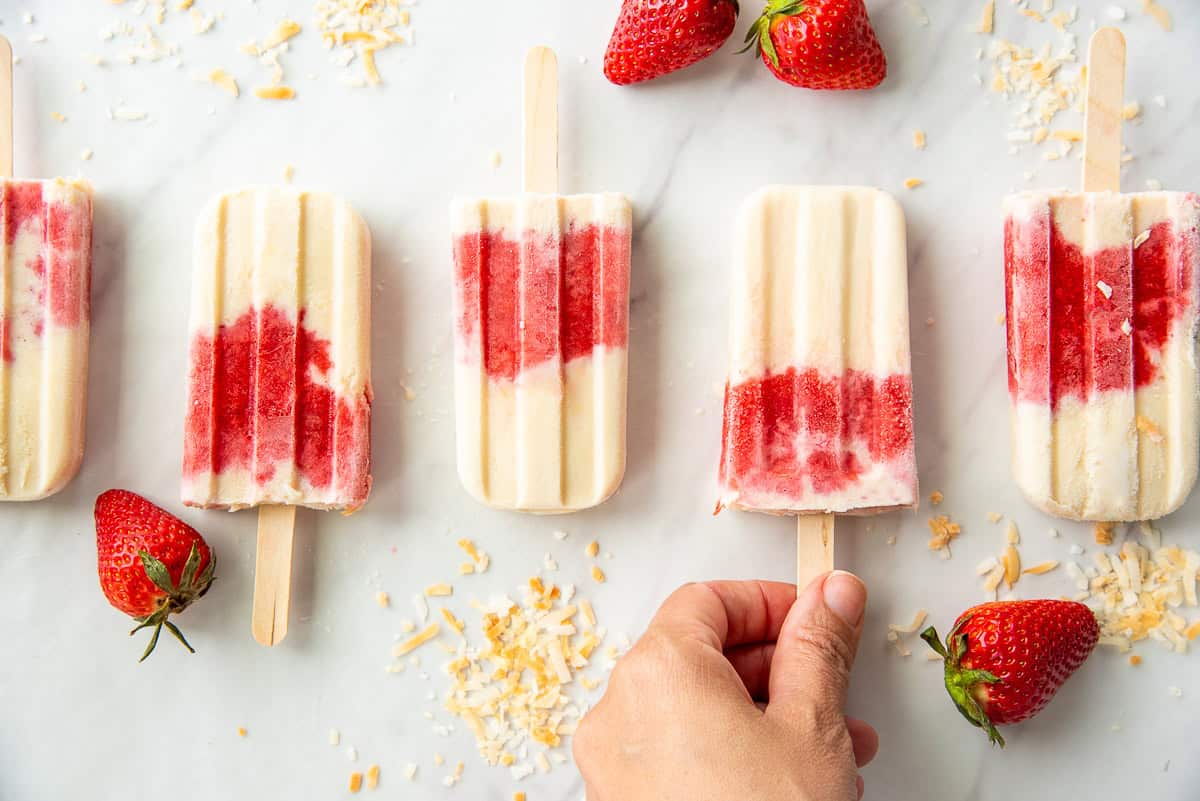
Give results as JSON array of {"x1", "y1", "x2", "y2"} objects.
[{"x1": 649, "y1": 580, "x2": 798, "y2": 651}]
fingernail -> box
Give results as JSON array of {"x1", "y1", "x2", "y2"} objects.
[{"x1": 823, "y1": 571, "x2": 866, "y2": 626}]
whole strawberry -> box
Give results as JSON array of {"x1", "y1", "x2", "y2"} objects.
[
  {"x1": 741, "y1": 0, "x2": 887, "y2": 90},
  {"x1": 604, "y1": 0, "x2": 739, "y2": 86},
  {"x1": 921, "y1": 600, "x2": 1099, "y2": 747},
  {"x1": 95, "y1": 490, "x2": 216, "y2": 661}
]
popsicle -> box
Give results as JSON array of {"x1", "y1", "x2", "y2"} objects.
[
  {"x1": 182, "y1": 186, "x2": 371, "y2": 643},
  {"x1": 0, "y1": 36, "x2": 93, "y2": 501},
  {"x1": 1005, "y1": 28, "x2": 1200, "y2": 522},
  {"x1": 718, "y1": 186, "x2": 917, "y2": 587},
  {"x1": 451, "y1": 46, "x2": 632, "y2": 512}
]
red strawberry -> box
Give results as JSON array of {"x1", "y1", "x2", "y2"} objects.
[
  {"x1": 921, "y1": 600, "x2": 1099, "y2": 747},
  {"x1": 604, "y1": 0, "x2": 739, "y2": 86},
  {"x1": 95, "y1": 490, "x2": 216, "y2": 661},
  {"x1": 741, "y1": 0, "x2": 887, "y2": 90}
]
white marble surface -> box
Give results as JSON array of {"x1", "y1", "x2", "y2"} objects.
[{"x1": 1, "y1": 1, "x2": 1197, "y2": 799}]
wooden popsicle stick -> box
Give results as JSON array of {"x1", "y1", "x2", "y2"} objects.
[
  {"x1": 796, "y1": 514, "x2": 835, "y2": 596},
  {"x1": 522, "y1": 46, "x2": 558, "y2": 194},
  {"x1": 0, "y1": 36, "x2": 12, "y2": 178},
  {"x1": 252, "y1": 504, "x2": 297, "y2": 646},
  {"x1": 1081, "y1": 28, "x2": 1126, "y2": 193}
]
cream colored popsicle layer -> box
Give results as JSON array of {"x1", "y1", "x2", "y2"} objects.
[
  {"x1": 183, "y1": 187, "x2": 372, "y2": 511},
  {"x1": 1005, "y1": 191, "x2": 1200, "y2": 521},
  {"x1": 451, "y1": 193, "x2": 632, "y2": 512},
  {"x1": 0, "y1": 179, "x2": 92, "y2": 501},
  {"x1": 719, "y1": 186, "x2": 917, "y2": 514}
]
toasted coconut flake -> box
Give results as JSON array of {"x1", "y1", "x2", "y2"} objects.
[
  {"x1": 1094, "y1": 522, "x2": 1116, "y2": 546},
  {"x1": 1005, "y1": 520, "x2": 1021, "y2": 545},
  {"x1": 904, "y1": 178, "x2": 924, "y2": 190},
  {"x1": 376, "y1": 591, "x2": 390, "y2": 608},
  {"x1": 254, "y1": 85, "x2": 295, "y2": 100},
  {"x1": 987, "y1": 512, "x2": 1003, "y2": 524},
  {"x1": 425, "y1": 583, "x2": 453, "y2": 597},
  {"x1": 590, "y1": 565, "x2": 606, "y2": 584},
  {"x1": 585, "y1": 540, "x2": 600, "y2": 558},
  {"x1": 912, "y1": 130, "x2": 927, "y2": 150},
  {"x1": 365, "y1": 764, "x2": 380, "y2": 789},
  {"x1": 208, "y1": 68, "x2": 239, "y2": 97},
  {"x1": 459, "y1": 561, "x2": 476, "y2": 575},
  {"x1": 978, "y1": 0, "x2": 995, "y2": 33},
  {"x1": 888, "y1": 609, "x2": 929, "y2": 635},
  {"x1": 441, "y1": 607, "x2": 465, "y2": 635},
  {"x1": 349, "y1": 772, "x2": 363, "y2": 793},
  {"x1": 929, "y1": 490, "x2": 943, "y2": 506},
  {"x1": 1136, "y1": 415, "x2": 1164, "y2": 442},
  {"x1": 393, "y1": 622, "x2": 440, "y2": 656},
  {"x1": 927, "y1": 515, "x2": 962, "y2": 554},
  {"x1": 1024, "y1": 560, "x2": 1059, "y2": 575},
  {"x1": 1002, "y1": 544, "x2": 1022, "y2": 587},
  {"x1": 1141, "y1": 0, "x2": 1173, "y2": 30},
  {"x1": 264, "y1": 19, "x2": 302, "y2": 49}
]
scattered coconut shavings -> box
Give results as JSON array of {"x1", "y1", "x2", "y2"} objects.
[
  {"x1": 1097, "y1": 280, "x2": 1114, "y2": 299},
  {"x1": 50, "y1": 112, "x2": 67, "y2": 123},
  {"x1": 365, "y1": 764, "x2": 380, "y2": 790},
  {"x1": 927, "y1": 515, "x2": 962, "y2": 555},
  {"x1": 283, "y1": 164, "x2": 295, "y2": 182},
  {"x1": 585, "y1": 540, "x2": 600, "y2": 559},
  {"x1": 349, "y1": 772, "x2": 363, "y2": 793},
  {"x1": 1081, "y1": 533, "x2": 1199, "y2": 655},
  {"x1": 912, "y1": 130, "x2": 927, "y2": 150},
  {"x1": 237, "y1": 726, "x2": 247, "y2": 737},
  {"x1": 987, "y1": 512, "x2": 1004, "y2": 524},
  {"x1": 1006, "y1": 520, "x2": 1021, "y2": 545},
  {"x1": 81, "y1": 149, "x2": 95, "y2": 161},
  {"x1": 929, "y1": 490, "x2": 943, "y2": 506},
  {"x1": 1095, "y1": 522, "x2": 1116, "y2": 546},
  {"x1": 376, "y1": 591, "x2": 390, "y2": 608},
  {"x1": 329, "y1": 728, "x2": 341, "y2": 745},
  {"x1": 974, "y1": 3, "x2": 1154, "y2": 163},
  {"x1": 441, "y1": 571, "x2": 608, "y2": 774},
  {"x1": 590, "y1": 566, "x2": 606, "y2": 584},
  {"x1": 1123, "y1": 101, "x2": 1142, "y2": 121},
  {"x1": 314, "y1": 0, "x2": 415, "y2": 86},
  {"x1": 403, "y1": 763, "x2": 417, "y2": 781},
  {"x1": 904, "y1": 178, "x2": 924, "y2": 190},
  {"x1": 1134, "y1": 229, "x2": 1152, "y2": 249},
  {"x1": 426, "y1": 583, "x2": 453, "y2": 597}
]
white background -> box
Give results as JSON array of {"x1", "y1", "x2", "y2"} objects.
[{"x1": 1, "y1": 1, "x2": 1197, "y2": 799}]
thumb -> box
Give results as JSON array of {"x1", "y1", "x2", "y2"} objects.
[{"x1": 766, "y1": 571, "x2": 867, "y2": 726}]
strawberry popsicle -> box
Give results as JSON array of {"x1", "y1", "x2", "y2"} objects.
[
  {"x1": 1005, "y1": 191, "x2": 1200, "y2": 521},
  {"x1": 182, "y1": 187, "x2": 372, "y2": 511},
  {"x1": 451, "y1": 194, "x2": 632, "y2": 512},
  {"x1": 0, "y1": 178, "x2": 92, "y2": 500},
  {"x1": 719, "y1": 186, "x2": 917, "y2": 514}
]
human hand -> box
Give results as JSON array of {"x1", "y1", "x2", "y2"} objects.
[{"x1": 574, "y1": 572, "x2": 878, "y2": 800}]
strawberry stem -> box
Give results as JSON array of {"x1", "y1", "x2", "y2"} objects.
[{"x1": 922, "y1": 625, "x2": 1006, "y2": 748}]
